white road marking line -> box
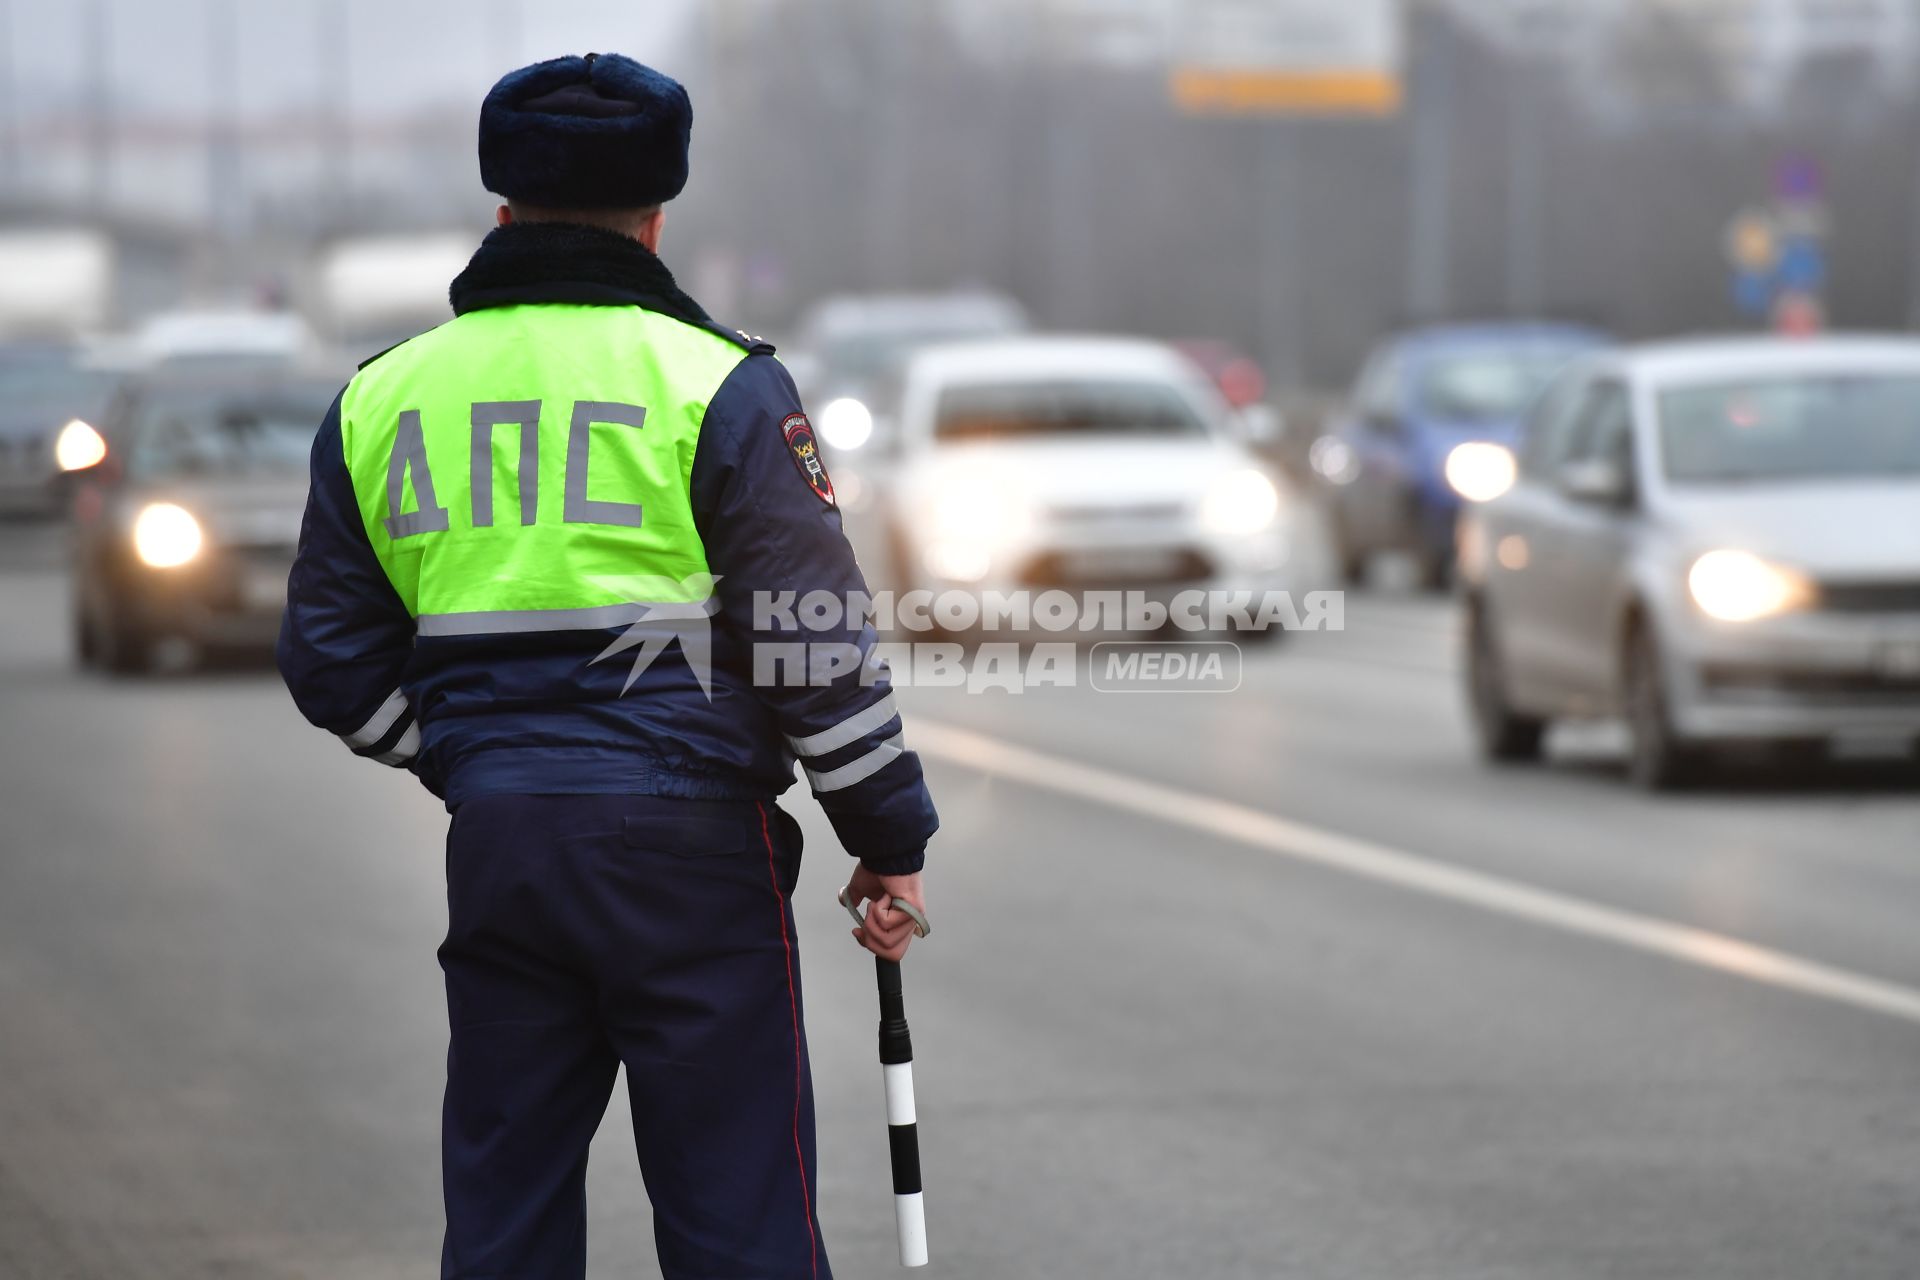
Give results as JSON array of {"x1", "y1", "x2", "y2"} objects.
[{"x1": 912, "y1": 719, "x2": 1920, "y2": 1028}]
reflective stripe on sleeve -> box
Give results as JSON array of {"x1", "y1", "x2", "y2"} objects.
[
  {"x1": 804, "y1": 733, "x2": 906, "y2": 793},
  {"x1": 416, "y1": 598, "x2": 718, "y2": 637},
  {"x1": 374, "y1": 720, "x2": 420, "y2": 767},
  {"x1": 341, "y1": 688, "x2": 409, "y2": 750},
  {"x1": 785, "y1": 692, "x2": 900, "y2": 759}
]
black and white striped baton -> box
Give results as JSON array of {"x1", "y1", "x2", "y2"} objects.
[{"x1": 839, "y1": 887, "x2": 930, "y2": 1268}]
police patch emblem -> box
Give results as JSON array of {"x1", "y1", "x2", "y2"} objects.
[{"x1": 781, "y1": 413, "x2": 835, "y2": 506}]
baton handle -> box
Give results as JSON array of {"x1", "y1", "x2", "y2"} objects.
[
  {"x1": 875, "y1": 958, "x2": 927, "y2": 1267},
  {"x1": 876, "y1": 957, "x2": 913, "y2": 1064}
]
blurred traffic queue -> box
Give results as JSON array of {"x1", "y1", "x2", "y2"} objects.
[
  {"x1": 5, "y1": 226, "x2": 460, "y2": 522},
  {"x1": 0, "y1": 224, "x2": 438, "y2": 672},
  {"x1": 18, "y1": 225, "x2": 1303, "y2": 668},
  {"x1": 65, "y1": 369, "x2": 342, "y2": 672}
]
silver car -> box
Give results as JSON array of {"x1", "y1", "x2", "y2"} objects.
[{"x1": 1460, "y1": 336, "x2": 1920, "y2": 787}]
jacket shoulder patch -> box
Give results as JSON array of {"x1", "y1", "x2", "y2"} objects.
[{"x1": 781, "y1": 414, "x2": 835, "y2": 506}]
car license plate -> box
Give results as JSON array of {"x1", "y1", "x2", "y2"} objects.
[
  {"x1": 1056, "y1": 549, "x2": 1189, "y2": 582},
  {"x1": 1876, "y1": 640, "x2": 1920, "y2": 679},
  {"x1": 241, "y1": 567, "x2": 288, "y2": 611}
]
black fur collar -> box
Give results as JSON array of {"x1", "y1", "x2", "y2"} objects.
[{"x1": 448, "y1": 221, "x2": 739, "y2": 346}]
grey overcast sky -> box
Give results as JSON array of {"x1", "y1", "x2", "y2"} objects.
[{"x1": 5, "y1": 0, "x2": 702, "y2": 118}]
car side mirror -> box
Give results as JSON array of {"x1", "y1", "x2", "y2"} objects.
[{"x1": 1559, "y1": 457, "x2": 1632, "y2": 507}]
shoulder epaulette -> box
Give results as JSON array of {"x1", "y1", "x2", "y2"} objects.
[{"x1": 696, "y1": 318, "x2": 776, "y2": 356}]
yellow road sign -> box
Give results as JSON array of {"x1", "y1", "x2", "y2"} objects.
[
  {"x1": 1170, "y1": 67, "x2": 1402, "y2": 116},
  {"x1": 1168, "y1": 0, "x2": 1402, "y2": 118}
]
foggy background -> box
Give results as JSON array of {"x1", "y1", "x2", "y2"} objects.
[
  {"x1": 5, "y1": 0, "x2": 1920, "y2": 390},
  {"x1": 6, "y1": 4, "x2": 1920, "y2": 1278}
]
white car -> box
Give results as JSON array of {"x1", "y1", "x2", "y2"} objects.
[
  {"x1": 1460, "y1": 336, "x2": 1920, "y2": 786},
  {"x1": 133, "y1": 308, "x2": 318, "y2": 368},
  {"x1": 880, "y1": 336, "x2": 1292, "y2": 634}
]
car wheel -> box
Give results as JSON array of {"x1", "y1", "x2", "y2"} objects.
[
  {"x1": 1623, "y1": 620, "x2": 1700, "y2": 790},
  {"x1": 1465, "y1": 599, "x2": 1545, "y2": 762},
  {"x1": 1770, "y1": 738, "x2": 1828, "y2": 773},
  {"x1": 1327, "y1": 518, "x2": 1368, "y2": 586}
]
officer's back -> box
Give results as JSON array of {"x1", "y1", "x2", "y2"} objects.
[{"x1": 277, "y1": 52, "x2": 935, "y2": 1280}]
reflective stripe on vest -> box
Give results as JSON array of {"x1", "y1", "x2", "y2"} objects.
[{"x1": 337, "y1": 304, "x2": 749, "y2": 624}]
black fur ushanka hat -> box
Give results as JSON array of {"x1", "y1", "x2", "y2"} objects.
[{"x1": 479, "y1": 53, "x2": 692, "y2": 209}]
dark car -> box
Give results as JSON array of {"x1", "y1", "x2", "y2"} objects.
[
  {"x1": 67, "y1": 369, "x2": 342, "y2": 672},
  {"x1": 1313, "y1": 322, "x2": 1609, "y2": 587},
  {"x1": 0, "y1": 344, "x2": 122, "y2": 518}
]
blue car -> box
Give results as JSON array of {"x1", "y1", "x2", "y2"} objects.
[{"x1": 1314, "y1": 322, "x2": 1609, "y2": 587}]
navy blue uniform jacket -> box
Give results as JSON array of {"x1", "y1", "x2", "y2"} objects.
[{"x1": 277, "y1": 222, "x2": 937, "y2": 875}]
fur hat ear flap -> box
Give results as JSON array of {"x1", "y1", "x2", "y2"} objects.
[{"x1": 479, "y1": 53, "x2": 692, "y2": 208}]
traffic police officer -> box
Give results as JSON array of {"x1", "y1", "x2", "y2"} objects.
[{"x1": 278, "y1": 52, "x2": 937, "y2": 1280}]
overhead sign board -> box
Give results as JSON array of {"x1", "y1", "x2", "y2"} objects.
[{"x1": 1169, "y1": 0, "x2": 1404, "y2": 117}]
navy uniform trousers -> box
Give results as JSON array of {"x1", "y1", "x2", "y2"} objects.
[{"x1": 438, "y1": 793, "x2": 832, "y2": 1280}]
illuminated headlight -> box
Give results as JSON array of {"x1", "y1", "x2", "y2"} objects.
[
  {"x1": 918, "y1": 471, "x2": 1032, "y2": 581},
  {"x1": 1201, "y1": 467, "x2": 1280, "y2": 538},
  {"x1": 55, "y1": 418, "x2": 108, "y2": 471},
  {"x1": 929, "y1": 473, "x2": 1031, "y2": 544},
  {"x1": 132, "y1": 502, "x2": 204, "y2": 569},
  {"x1": 921, "y1": 540, "x2": 993, "y2": 583},
  {"x1": 1687, "y1": 549, "x2": 1810, "y2": 623},
  {"x1": 818, "y1": 397, "x2": 874, "y2": 451},
  {"x1": 1444, "y1": 442, "x2": 1517, "y2": 503}
]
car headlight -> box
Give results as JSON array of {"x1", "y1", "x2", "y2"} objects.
[
  {"x1": 1687, "y1": 549, "x2": 1810, "y2": 622},
  {"x1": 1444, "y1": 442, "x2": 1517, "y2": 503},
  {"x1": 1201, "y1": 467, "x2": 1280, "y2": 537},
  {"x1": 920, "y1": 540, "x2": 993, "y2": 584},
  {"x1": 928, "y1": 464, "x2": 1031, "y2": 541},
  {"x1": 817, "y1": 397, "x2": 874, "y2": 451},
  {"x1": 132, "y1": 502, "x2": 204, "y2": 569},
  {"x1": 55, "y1": 418, "x2": 108, "y2": 472},
  {"x1": 918, "y1": 468, "x2": 1033, "y2": 581}
]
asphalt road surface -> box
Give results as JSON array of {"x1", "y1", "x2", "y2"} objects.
[{"x1": 2, "y1": 523, "x2": 1918, "y2": 1278}]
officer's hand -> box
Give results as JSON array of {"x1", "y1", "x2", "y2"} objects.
[{"x1": 844, "y1": 865, "x2": 926, "y2": 963}]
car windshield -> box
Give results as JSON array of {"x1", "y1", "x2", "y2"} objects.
[
  {"x1": 1417, "y1": 345, "x2": 1591, "y2": 422},
  {"x1": 824, "y1": 323, "x2": 1010, "y2": 382},
  {"x1": 125, "y1": 382, "x2": 336, "y2": 478},
  {"x1": 0, "y1": 361, "x2": 119, "y2": 420},
  {"x1": 1658, "y1": 374, "x2": 1920, "y2": 484},
  {"x1": 934, "y1": 379, "x2": 1209, "y2": 442}
]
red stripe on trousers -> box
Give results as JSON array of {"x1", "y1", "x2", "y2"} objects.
[{"x1": 758, "y1": 802, "x2": 819, "y2": 1279}]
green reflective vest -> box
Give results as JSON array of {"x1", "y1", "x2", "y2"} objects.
[{"x1": 338, "y1": 304, "x2": 751, "y2": 631}]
